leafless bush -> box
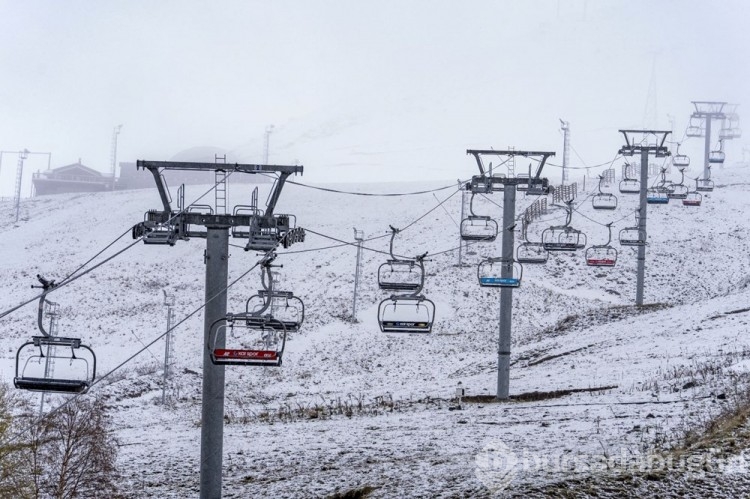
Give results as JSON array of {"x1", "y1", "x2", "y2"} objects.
[{"x1": 26, "y1": 397, "x2": 119, "y2": 498}]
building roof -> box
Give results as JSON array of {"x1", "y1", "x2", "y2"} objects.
[{"x1": 50, "y1": 162, "x2": 104, "y2": 177}]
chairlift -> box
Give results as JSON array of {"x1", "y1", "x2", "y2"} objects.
[
  {"x1": 686, "y1": 117, "x2": 704, "y2": 138},
  {"x1": 683, "y1": 191, "x2": 703, "y2": 207},
  {"x1": 647, "y1": 172, "x2": 671, "y2": 204},
  {"x1": 209, "y1": 315, "x2": 286, "y2": 367},
  {"x1": 709, "y1": 150, "x2": 725, "y2": 164},
  {"x1": 592, "y1": 176, "x2": 617, "y2": 210},
  {"x1": 460, "y1": 194, "x2": 498, "y2": 242},
  {"x1": 542, "y1": 226, "x2": 587, "y2": 251},
  {"x1": 672, "y1": 155, "x2": 690, "y2": 168},
  {"x1": 516, "y1": 242, "x2": 548, "y2": 264},
  {"x1": 14, "y1": 277, "x2": 96, "y2": 394},
  {"x1": 541, "y1": 202, "x2": 587, "y2": 251},
  {"x1": 378, "y1": 227, "x2": 425, "y2": 291},
  {"x1": 477, "y1": 258, "x2": 523, "y2": 288},
  {"x1": 672, "y1": 144, "x2": 690, "y2": 168},
  {"x1": 695, "y1": 177, "x2": 714, "y2": 192},
  {"x1": 526, "y1": 177, "x2": 548, "y2": 196},
  {"x1": 619, "y1": 227, "x2": 646, "y2": 246},
  {"x1": 243, "y1": 255, "x2": 305, "y2": 332},
  {"x1": 619, "y1": 178, "x2": 640, "y2": 194},
  {"x1": 246, "y1": 290, "x2": 305, "y2": 332},
  {"x1": 376, "y1": 235, "x2": 435, "y2": 333},
  {"x1": 516, "y1": 219, "x2": 548, "y2": 264},
  {"x1": 135, "y1": 210, "x2": 180, "y2": 245},
  {"x1": 469, "y1": 175, "x2": 493, "y2": 194},
  {"x1": 585, "y1": 224, "x2": 617, "y2": 267},
  {"x1": 377, "y1": 296, "x2": 436, "y2": 333},
  {"x1": 667, "y1": 168, "x2": 689, "y2": 200}
]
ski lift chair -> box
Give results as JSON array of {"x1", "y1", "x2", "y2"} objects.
[
  {"x1": 246, "y1": 290, "x2": 305, "y2": 332},
  {"x1": 378, "y1": 260, "x2": 423, "y2": 292},
  {"x1": 672, "y1": 154, "x2": 690, "y2": 168},
  {"x1": 592, "y1": 193, "x2": 617, "y2": 210},
  {"x1": 15, "y1": 277, "x2": 96, "y2": 394},
  {"x1": 460, "y1": 193, "x2": 499, "y2": 242},
  {"x1": 695, "y1": 178, "x2": 714, "y2": 192},
  {"x1": 619, "y1": 227, "x2": 646, "y2": 246},
  {"x1": 460, "y1": 216, "x2": 499, "y2": 242},
  {"x1": 209, "y1": 315, "x2": 286, "y2": 367},
  {"x1": 585, "y1": 224, "x2": 617, "y2": 267},
  {"x1": 683, "y1": 191, "x2": 703, "y2": 206},
  {"x1": 15, "y1": 336, "x2": 96, "y2": 394},
  {"x1": 542, "y1": 226, "x2": 586, "y2": 251},
  {"x1": 477, "y1": 258, "x2": 523, "y2": 287},
  {"x1": 619, "y1": 178, "x2": 640, "y2": 194},
  {"x1": 592, "y1": 175, "x2": 618, "y2": 210},
  {"x1": 516, "y1": 242, "x2": 548, "y2": 264},
  {"x1": 378, "y1": 296, "x2": 436, "y2": 333},
  {"x1": 646, "y1": 187, "x2": 670, "y2": 204},
  {"x1": 709, "y1": 150, "x2": 725, "y2": 164}
]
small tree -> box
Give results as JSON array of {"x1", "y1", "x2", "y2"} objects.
[
  {"x1": 0, "y1": 383, "x2": 33, "y2": 497},
  {"x1": 33, "y1": 397, "x2": 119, "y2": 498}
]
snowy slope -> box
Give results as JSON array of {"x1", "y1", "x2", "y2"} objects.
[{"x1": 1, "y1": 162, "x2": 750, "y2": 497}]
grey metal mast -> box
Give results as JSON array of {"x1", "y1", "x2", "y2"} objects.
[
  {"x1": 466, "y1": 149, "x2": 553, "y2": 400},
  {"x1": 690, "y1": 102, "x2": 726, "y2": 180},
  {"x1": 618, "y1": 130, "x2": 671, "y2": 306},
  {"x1": 135, "y1": 159, "x2": 304, "y2": 499}
]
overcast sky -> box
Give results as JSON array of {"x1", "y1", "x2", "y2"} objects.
[{"x1": 1, "y1": 0, "x2": 748, "y2": 196}]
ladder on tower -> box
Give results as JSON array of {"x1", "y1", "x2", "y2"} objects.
[
  {"x1": 215, "y1": 155, "x2": 227, "y2": 215},
  {"x1": 506, "y1": 147, "x2": 516, "y2": 177}
]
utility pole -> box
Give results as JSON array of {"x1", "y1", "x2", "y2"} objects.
[
  {"x1": 162, "y1": 290, "x2": 175, "y2": 405},
  {"x1": 134, "y1": 159, "x2": 304, "y2": 499},
  {"x1": 560, "y1": 119, "x2": 570, "y2": 185},
  {"x1": 351, "y1": 228, "x2": 364, "y2": 322},
  {"x1": 457, "y1": 181, "x2": 466, "y2": 266},
  {"x1": 466, "y1": 149, "x2": 553, "y2": 400},
  {"x1": 110, "y1": 124, "x2": 123, "y2": 189},
  {"x1": 618, "y1": 130, "x2": 670, "y2": 306},
  {"x1": 263, "y1": 125, "x2": 275, "y2": 164}
]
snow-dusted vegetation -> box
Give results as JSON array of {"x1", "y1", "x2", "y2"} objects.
[{"x1": 1, "y1": 162, "x2": 750, "y2": 497}]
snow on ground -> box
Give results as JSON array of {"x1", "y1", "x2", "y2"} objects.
[{"x1": 1, "y1": 162, "x2": 750, "y2": 497}]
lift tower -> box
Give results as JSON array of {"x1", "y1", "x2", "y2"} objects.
[
  {"x1": 134, "y1": 160, "x2": 304, "y2": 499},
  {"x1": 466, "y1": 149, "x2": 553, "y2": 400},
  {"x1": 689, "y1": 102, "x2": 726, "y2": 180},
  {"x1": 618, "y1": 130, "x2": 670, "y2": 306}
]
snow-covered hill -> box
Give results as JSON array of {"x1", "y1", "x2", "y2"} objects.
[{"x1": 1, "y1": 162, "x2": 750, "y2": 497}]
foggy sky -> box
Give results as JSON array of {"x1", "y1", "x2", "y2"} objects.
[{"x1": 1, "y1": 0, "x2": 748, "y2": 197}]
